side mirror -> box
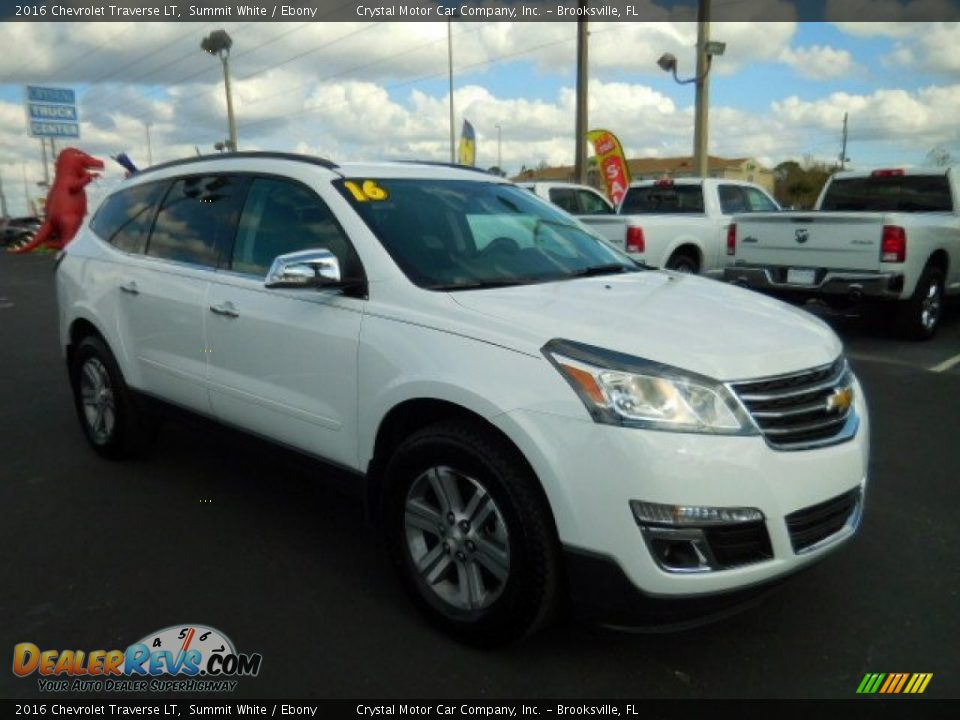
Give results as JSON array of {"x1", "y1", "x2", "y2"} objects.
[{"x1": 264, "y1": 249, "x2": 341, "y2": 289}]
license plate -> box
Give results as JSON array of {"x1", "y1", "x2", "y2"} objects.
[{"x1": 787, "y1": 268, "x2": 816, "y2": 285}]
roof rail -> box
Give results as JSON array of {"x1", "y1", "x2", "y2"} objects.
[
  {"x1": 136, "y1": 151, "x2": 340, "y2": 177},
  {"x1": 392, "y1": 160, "x2": 500, "y2": 176}
]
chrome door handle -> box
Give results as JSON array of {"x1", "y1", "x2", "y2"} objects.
[
  {"x1": 209, "y1": 303, "x2": 239, "y2": 318},
  {"x1": 119, "y1": 281, "x2": 139, "y2": 295}
]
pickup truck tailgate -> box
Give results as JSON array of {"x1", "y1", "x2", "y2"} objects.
[{"x1": 734, "y1": 212, "x2": 883, "y2": 271}]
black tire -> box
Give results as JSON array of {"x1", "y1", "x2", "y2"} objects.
[
  {"x1": 896, "y1": 266, "x2": 945, "y2": 341},
  {"x1": 666, "y1": 251, "x2": 699, "y2": 274},
  {"x1": 383, "y1": 420, "x2": 561, "y2": 647},
  {"x1": 69, "y1": 335, "x2": 157, "y2": 459}
]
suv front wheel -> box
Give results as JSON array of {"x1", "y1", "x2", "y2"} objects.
[{"x1": 384, "y1": 421, "x2": 560, "y2": 646}]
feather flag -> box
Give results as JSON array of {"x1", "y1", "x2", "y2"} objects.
[
  {"x1": 457, "y1": 119, "x2": 476, "y2": 167},
  {"x1": 586, "y1": 129, "x2": 631, "y2": 206}
]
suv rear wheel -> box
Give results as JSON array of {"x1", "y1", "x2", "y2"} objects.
[
  {"x1": 384, "y1": 420, "x2": 560, "y2": 646},
  {"x1": 70, "y1": 335, "x2": 156, "y2": 458}
]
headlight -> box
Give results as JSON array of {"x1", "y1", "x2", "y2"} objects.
[{"x1": 543, "y1": 339, "x2": 757, "y2": 435}]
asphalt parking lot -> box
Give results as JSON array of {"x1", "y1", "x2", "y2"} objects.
[{"x1": 1, "y1": 251, "x2": 958, "y2": 700}]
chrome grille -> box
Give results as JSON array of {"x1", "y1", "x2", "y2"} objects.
[{"x1": 730, "y1": 357, "x2": 857, "y2": 450}]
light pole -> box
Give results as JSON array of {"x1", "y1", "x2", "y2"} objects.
[
  {"x1": 656, "y1": 9, "x2": 724, "y2": 177},
  {"x1": 447, "y1": 20, "x2": 455, "y2": 164},
  {"x1": 201, "y1": 29, "x2": 237, "y2": 152},
  {"x1": 495, "y1": 124, "x2": 502, "y2": 174},
  {"x1": 145, "y1": 121, "x2": 153, "y2": 166}
]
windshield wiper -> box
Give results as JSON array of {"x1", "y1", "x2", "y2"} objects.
[
  {"x1": 566, "y1": 263, "x2": 642, "y2": 278},
  {"x1": 426, "y1": 278, "x2": 538, "y2": 291}
]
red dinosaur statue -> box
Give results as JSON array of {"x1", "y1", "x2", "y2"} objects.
[{"x1": 10, "y1": 147, "x2": 104, "y2": 254}]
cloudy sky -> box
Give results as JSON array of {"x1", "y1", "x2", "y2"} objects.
[{"x1": 1, "y1": 17, "x2": 959, "y2": 215}]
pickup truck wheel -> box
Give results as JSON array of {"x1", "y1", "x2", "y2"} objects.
[
  {"x1": 384, "y1": 421, "x2": 560, "y2": 646},
  {"x1": 70, "y1": 336, "x2": 157, "y2": 459},
  {"x1": 897, "y1": 266, "x2": 944, "y2": 341},
  {"x1": 666, "y1": 251, "x2": 699, "y2": 274}
]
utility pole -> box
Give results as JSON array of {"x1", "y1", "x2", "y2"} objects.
[
  {"x1": 22, "y1": 162, "x2": 30, "y2": 214},
  {"x1": 448, "y1": 20, "x2": 456, "y2": 163},
  {"x1": 839, "y1": 112, "x2": 849, "y2": 170},
  {"x1": 693, "y1": 0, "x2": 711, "y2": 178},
  {"x1": 0, "y1": 170, "x2": 9, "y2": 219},
  {"x1": 40, "y1": 139, "x2": 50, "y2": 187},
  {"x1": 496, "y1": 124, "x2": 502, "y2": 174},
  {"x1": 574, "y1": 11, "x2": 589, "y2": 184}
]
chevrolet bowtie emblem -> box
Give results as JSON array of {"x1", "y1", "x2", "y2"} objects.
[{"x1": 826, "y1": 386, "x2": 853, "y2": 414}]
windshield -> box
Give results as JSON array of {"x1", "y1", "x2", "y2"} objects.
[{"x1": 336, "y1": 179, "x2": 640, "y2": 290}]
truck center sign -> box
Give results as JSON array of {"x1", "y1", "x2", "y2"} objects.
[{"x1": 25, "y1": 86, "x2": 80, "y2": 138}]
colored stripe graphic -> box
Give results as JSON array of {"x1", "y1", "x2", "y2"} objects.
[{"x1": 858, "y1": 673, "x2": 932, "y2": 694}]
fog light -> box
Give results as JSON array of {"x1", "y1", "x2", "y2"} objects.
[
  {"x1": 643, "y1": 527, "x2": 714, "y2": 573},
  {"x1": 630, "y1": 500, "x2": 763, "y2": 527}
]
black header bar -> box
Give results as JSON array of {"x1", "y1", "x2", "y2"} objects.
[{"x1": 5, "y1": 0, "x2": 960, "y2": 23}]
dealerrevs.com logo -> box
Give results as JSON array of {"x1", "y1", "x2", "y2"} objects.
[{"x1": 13, "y1": 624, "x2": 262, "y2": 693}]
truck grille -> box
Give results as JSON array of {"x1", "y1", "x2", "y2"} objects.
[
  {"x1": 729, "y1": 357, "x2": 857, "y2": 450},
  {"x1": 785, "y1": 487, "x2": 862, "y2": 553}
]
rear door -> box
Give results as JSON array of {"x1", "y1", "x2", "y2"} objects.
[{"x1": 120, "y1": 174, "x2": 249, "y2": 412}]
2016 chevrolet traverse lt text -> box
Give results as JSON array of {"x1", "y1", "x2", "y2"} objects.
[{"x1": 56, "y1": 153, "x2": 869, "y2": 645}]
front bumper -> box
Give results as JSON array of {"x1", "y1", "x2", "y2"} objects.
[
  {"x1": 498, "y1": 377, "x2": 869, "y2": 602},
  {"x1": 723, "y1": 264, "x2": 904, "y2": 299}
]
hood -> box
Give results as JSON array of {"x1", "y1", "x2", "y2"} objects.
[{"x1": 449, "y1": 271, "x2": 842, "y2": 381}]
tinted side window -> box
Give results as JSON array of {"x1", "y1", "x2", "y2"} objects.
[
  {"x1": 718, "y1": 185, "x2": 749, "y2": 214},
  {"x1": 743, "y1": 187, "x2": 779, "y2": 212},
  {"x1": 147, "y1": 175, "x2": 248, "y2": 267},
  {"x1": 620, "y1": 185, "x2": 705, "y2": 214},
  {"x1": 90, "y1": 182, "x2": 167, "y2": 254},
  {"x1": 577, "y1": 189, "x2": 613, "y2": 215},
  {"x1": 231, "y1": 178, "x2": 362, "y2": 279},
  {"x1": 548, "y1": 188, "x2": 579, "y2": 214}
]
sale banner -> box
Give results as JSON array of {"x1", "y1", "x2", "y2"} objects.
[{"x1": 586, "y1": 129, "x2": 631, "y2": 206}]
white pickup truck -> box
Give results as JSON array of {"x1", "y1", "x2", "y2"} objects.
[
  {"x1": 724, "y1": 167, "x2": 960, "y2": 339},
  {"x1": 568, "y1": 178, "x2": 780, "y2": 274}
]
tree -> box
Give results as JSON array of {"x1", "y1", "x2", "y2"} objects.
[
  {"x1": 773, "y1": 159, "x2": 836, "y2": 209},
  {"x1": 926, "y1": 146, "x2": 953, "y2": 167}
]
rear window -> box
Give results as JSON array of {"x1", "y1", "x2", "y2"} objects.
[
  {"x1": 620, "y1": 184, "x2": 705, "y2": 214},
  {"x1": 820, "y1": 175, "x2": 953, "y2": 212},
  {"x1": 90, "y1": 182, "x2": 167, "y2": 254}
]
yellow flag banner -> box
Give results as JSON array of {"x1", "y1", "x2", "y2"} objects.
[
  {"x1": 458, "y1": 119, "x2": 476, "y2": 167},
  {"x1": 586, "y1": 129, "x2": 631, "y2": 206}
]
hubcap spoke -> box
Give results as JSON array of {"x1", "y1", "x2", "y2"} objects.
[
  {"x1": 462, "y1": 561, "x2": 487, "y2": 609},
  {"x1": 419, "y1": 545, "x2": 451, "y2": 584},
  {"x1": 405, "y1": 498, "x2": 443, "y2": 534},
  {"x1": 429, "y1": 466, "x2": 465, "y2": 515},
  {"x1": 473, "y1": 536, "x2": 510, "y2": 581}
]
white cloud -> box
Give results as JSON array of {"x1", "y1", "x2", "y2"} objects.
[{"x1": 779, "y1": 45, "x2": 860, "y2": 80}]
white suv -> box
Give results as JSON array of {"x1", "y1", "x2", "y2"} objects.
[{"x1": 57, "y1": 153, "x2": 869, "y2": 645}]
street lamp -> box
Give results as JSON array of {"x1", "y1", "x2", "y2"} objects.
[
  {"x1": 495, "y1": 124, "x2": 502, "y2": 174},
  {"x1": 657, "y1": 28, "x2": 725, "y2": 178},
  {"x1": 201, "y1": 29, "x2": 238, "y2": 152}
]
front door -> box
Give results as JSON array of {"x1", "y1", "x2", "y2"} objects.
[{"x1": 204, "y1": 176, "x2": 365, "y2": 467}]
